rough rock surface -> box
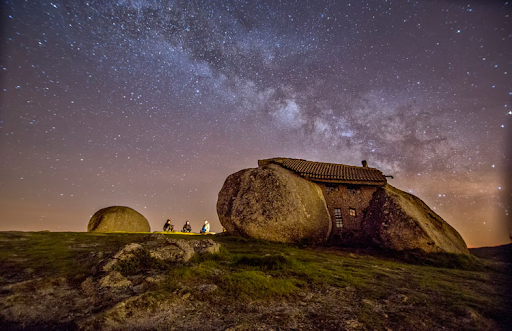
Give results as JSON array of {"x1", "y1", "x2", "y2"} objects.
[
  {"x1": 217, "y1": 164, "x2": 468, "y2": 254},
  {"x1": 101, "y1": 234, "x2": 220, "y2": 271},
  {"x1": 87, "y1": 206, "x2": 150, "y2": 233},
  {"x1": 81, "y1": 235, "x2": 221, "y2": 299},
  {"x1": 98, "y1": 271, "x2": 132, "y2": 289},
  {"x1": 102, "y1": 243, "x2": 144, "y2": 272},
  {"x1": 217, "y1": 163, "x2": 332, "y2": 244},
  {"x1": 362, "y1": 184, "x2": 469, "y2": 254}
]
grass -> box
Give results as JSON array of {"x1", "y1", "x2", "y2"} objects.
[
  {"x1": 0, "y1": 231, "x2": 510, "y2": 330},
  {"x1": 388, "y1": 248, "x2": 486, "y2": 270},
  {"x1": 234, "y1": 254, "x2": 296, "y2": 270},
  {"x1": 221, "y1": 270, "x2": 300, "y2": 300}
]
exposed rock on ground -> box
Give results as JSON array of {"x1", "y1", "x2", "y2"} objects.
[
  {"x1": 84, "y1": 234, "x2": 220, "y2": 296},
  {"x1": 87, "y1": 206, "x2": 150, "y2": 233},
  {"x1": 362, "y1": 184, "x2": 469, "y2": 254},
  {"x1": 217, "y1": 163, "x2": 332, "y2": 244},
  {"x1": 76, "y1": 236, "x2": 221, "y2": 330},
  {"x1": 0, "y1": 232, "x2": 508, "y2": 330},
  {"x1": 102, "y1": 243, "x2": 144, "y2": 272}
]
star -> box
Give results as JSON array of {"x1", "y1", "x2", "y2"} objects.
[{"x1": 0, "y1": 0, "x2": 509, "y2": 248}]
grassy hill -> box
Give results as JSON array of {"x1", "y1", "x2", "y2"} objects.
[
  {"x1": 0, "y1": 231, "x2": 510, "y2": 330},
  {"x1": 470, "y1": 243, "x2": 512, "y2": 263}
]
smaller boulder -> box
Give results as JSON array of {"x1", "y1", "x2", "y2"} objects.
[{"x1": 88, "y1": 206, "x2": 150, "y2": 233}]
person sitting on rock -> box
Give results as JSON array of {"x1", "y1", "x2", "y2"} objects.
[
  {"x1": 163, "y1": 219, "x2": 174, "y2": 232},
  {"x1": 200, "y1": 220, "x2": 210, "y2": 234},
  {"x1": 181, "y1": 221, "x2": 192, "y2": 233}
]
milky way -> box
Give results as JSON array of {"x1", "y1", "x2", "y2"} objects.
[{"x1": 1, "y1": 0, "x2": 510, "y2": 247}]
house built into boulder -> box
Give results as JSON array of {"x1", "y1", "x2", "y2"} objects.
[
  {"x1": 257, "y1": 158, "x2": 387, "y2": 244},
  {"x1": 217, "y1": 157, "x2": 468, "y2": 254}
]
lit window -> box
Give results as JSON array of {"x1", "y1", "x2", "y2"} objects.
[
  {"x1": 349, "y1": 208, "x2": 356, "y2": 217},
  {"x1": 334, "y1": 208, "x2": 343, "y2": 229}
]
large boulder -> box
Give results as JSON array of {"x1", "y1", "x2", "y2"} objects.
[
  {"x1": 362, "y1": 185, "x2": 468, "y2": 254},
  {"x1": 88, "y1": 206, "x2": 150, "y2": 233},
  {"x1": 217, "y1": 163, "x2": 332, "y2": 244}
]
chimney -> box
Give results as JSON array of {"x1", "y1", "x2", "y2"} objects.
[{"x1": 362, "y1": 160, "x2": 368, "y2": 167}]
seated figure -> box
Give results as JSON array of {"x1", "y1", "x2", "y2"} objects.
[
  {"x1": 200, "y1": 220, "x2": 210, "y2": 234},
  {"x1": 163, "y1": 219, "x2": 174, "y2": 232},
  {"x1": 181, "y1": 221, "x2": 192, "y2": 233}
]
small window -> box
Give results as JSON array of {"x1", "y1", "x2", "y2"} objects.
[
  {"x1": 334, "y1": 208, "x2": 343, "y2": 229},
  {"x1": 347, "y1": 185, "x2": 361, "y2": 194},
  {"x1": 326, "y1": 185, "x2": 338, "y2": 192},
  {"x1": 349, "y1": 208, "x2": 356, "y2": 217}
]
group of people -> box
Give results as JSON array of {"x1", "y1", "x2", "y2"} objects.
[{"x1": 163, "y1": 219, "x2": 210, "y2": 234}]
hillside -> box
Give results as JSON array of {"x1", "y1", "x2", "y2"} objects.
[
  {"x1": 470, "y1": 243, "x2": 512, "y2": 263},
  {"x1": 0, "y1": 232, "x2": 510, "y2": 330}
]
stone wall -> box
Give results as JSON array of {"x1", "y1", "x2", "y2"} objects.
[{"x1": 317, "y1": 183, "x2": 377, "y2": 244}]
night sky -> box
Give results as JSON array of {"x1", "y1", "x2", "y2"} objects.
[{"x1": 1, "y1": 0, "x2": 510, "y2": 247}]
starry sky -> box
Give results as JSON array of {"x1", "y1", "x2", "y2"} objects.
[{"x1": 1, "y1": 0, "x2": 510, "y2": 247}]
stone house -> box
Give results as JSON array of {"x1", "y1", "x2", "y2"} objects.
[{"x1": 257, "y1": 157, "x2": 388, "y2": 243}]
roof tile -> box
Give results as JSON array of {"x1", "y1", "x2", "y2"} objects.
[{"x1": 264, "y1": 158, "x2": 387, "y2": 185}]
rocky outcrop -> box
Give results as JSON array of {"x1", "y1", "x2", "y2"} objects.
[
  {"x1": 217, "y1": 163, "x2": 332, "y2": 244},
  {"x1": 87, "y1": 206, "x2": 150, "y2": 233},
  {"x1": 83, "y1": 234, "x2": 221, "y2": 295},
  {"x1": 101, "y1": 243, "x2": 145, "y2": 273},
  {"x1": 101, "y1": 234, "x2": 221, "y2": 272},
  {"x1": 362, "y1": 184, "x2": 469, "y2": 254},
  {"x1": 217, "y1": 165, "x2": 468, "y2": 254}
]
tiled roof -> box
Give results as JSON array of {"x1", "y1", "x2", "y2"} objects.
[{"x1": 261, "y1": 158, "x2": 387, "y2": 185}]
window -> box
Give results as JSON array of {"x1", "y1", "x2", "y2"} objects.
[
  {"x1": 326, "y1": 185, "x2": 338, "y2": 192},
  {"x1": 349, "y1": 208, "x2": 356, "y2": 217},
  {"x1": 347, "y1": 185, "x2": 361, "y2": 194},
  {"x1": 334, "y1": 208, "x2": 343, "y2": 229}
]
